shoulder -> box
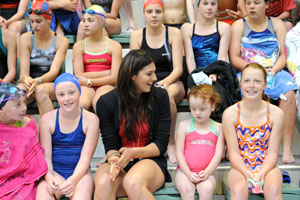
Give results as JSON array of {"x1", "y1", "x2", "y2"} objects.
[
  {"x1": 222, "y1": 103, "x2": 238, "y2": 121},
  {"x1": 40, "y1": 109, "x2": 57, "y2": 126},
  {"x1": 73, "y1": 39, "x2": 84, "y2": 50},
  {"x1": 218, "y1": 21, "x2": 231, "y2": 32},
  {"x1": 269, "y1": 103, "x2": 284, "y2": 119},
  {"x1": 131, "y1": 28, "x2": 143, "y2": 38},
  {"x1": 56, "y1": 34, "x2": 69, "y2": 47},
  {"x1": 154, "y1": 87, "x2": 169, "y2": 99},
  {"x1": 20, "y1": 31, "x2": 32, "y2": 42},
  {"x1": 99, "y1": 89, "x2": 118, "y2": 104},
  {"x1": 270, "y1": 16, "x2": 285, "y2": 30},
  {"x1": 82, "y1": 109, "x2": 99, "y2": 124},
  {"x1": 231, "y1": 18, "x2": 244, "y2": 30},
  {"x1": 108, "y1": 38, "x2": 122, "y2": 49}
]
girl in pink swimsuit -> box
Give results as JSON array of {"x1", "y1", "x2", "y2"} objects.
[
  {"x1": 175, "y1": 84, "x2": 225, "y2": 200},
  {"x1": 73, "y1": 5, "x2": 122, "y2": 112}
]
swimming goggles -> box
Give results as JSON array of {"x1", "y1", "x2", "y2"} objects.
[
  {"x1": 0, "y1": 83, "x2": 26, "y2": 104},
  {"x1": 28, "y1": 8, "x2": 52, "y2": 16},
  {"x1": 82, "y1": 9, "x2": 106, "y2": 18}
]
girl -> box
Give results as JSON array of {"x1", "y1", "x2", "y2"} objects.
[
  {"x1": 73, "y1": 5, "x2": 122, "y2": 111},
  {"x1": 130, "y1": 0, "x2": 186, "y2": 163},
  {"x1": 36, "y1": 73, "x2": 99, "y2": 199},
  {"x1": 223, "y1": 63, "x2": 284, "y2": 199},
  {"x1": 181, "y1": 0, "x2": 231, "y2": 75},
  {"x1": 94, "y1": 49, "x2": 172, "y2": 200},
  {"x1": 0, "y1": 83, "x2": 47, "y2": 199},
  {"x1": 175, "y1": 84, "x2": 224, "y2": 200},
  {"x1": 18, "y1": 0, "x2": 69, "y2": 116},
  {"x1": 230, "y1": 0, "x2": 297, "y2": 164},
  {"x1": 77, "y1": 0, "x2": 122, "y2": 40}
]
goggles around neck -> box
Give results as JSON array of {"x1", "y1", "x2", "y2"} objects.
[
  {"x1": 28, "y1": 8, "x2": 52, "y2": 16},
  {"x1": 82, "y1": 9, "x2": 106, "y2": 18}
]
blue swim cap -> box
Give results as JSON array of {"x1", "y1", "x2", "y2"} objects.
[{"x1": 54, "y1": 73, "x2": 81, "y2": 95}]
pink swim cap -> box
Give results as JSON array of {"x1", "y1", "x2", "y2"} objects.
[{"x1": 143, "y1": 0, "x2": 164, "y2": 11}]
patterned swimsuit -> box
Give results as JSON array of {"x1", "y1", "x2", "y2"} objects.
[{"x1": 235, "y1": 102, "x2": 272, "y2": 174}]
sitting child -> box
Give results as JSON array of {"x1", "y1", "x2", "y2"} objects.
[
  {"x1": 0, "y1": 82, "x2": 47, "y2": 199},
  {"x1": 175, "y1": 84, "x2": 224, "y2": 200}
]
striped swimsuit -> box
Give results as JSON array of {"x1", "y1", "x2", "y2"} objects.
[{"x1": 235, "y1": 102, "x2": 272, "y2": 174}]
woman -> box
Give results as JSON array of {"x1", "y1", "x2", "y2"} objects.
[
  {"x1": 18, "y1": 0, "x2": 69, "y2": 116},
  {"x1": 181, "y1": 0, "x2": 231, "y2": 74},
  {"x1": 77, "y1": 0, "x2": 122, "y2": 40},
  {"x1": 36, "y1": 73, "x2": 99, "y2": 199},
  {"x1": 0, "y1": 83, "x2": 47, "y2": 199},
  {"x1": 229, "y1": 0, "x2": 297, "y2": 164},
  {"x1": 94, "y1": 49, "x2": 172, "y2": 199},
  {"x1": 73, "y1": 5, "x2": 122, "y2": 111},
  {"x1": 223, "y1": 63, "x2": 283, "y2": 199},
  {"x1": 0, "y1": 27, "x2": 17, "y2": 82},
  {"x1": 130, "y1": 0, "x2": 185, "y2": 163}
]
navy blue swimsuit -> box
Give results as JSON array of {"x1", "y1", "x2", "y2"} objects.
[
  {"x1": 192, "y1": 22, "x2": 220, "y2": 68},
  {"x1": 52, "y1": 108, "x2": 86, "y2": 179}
]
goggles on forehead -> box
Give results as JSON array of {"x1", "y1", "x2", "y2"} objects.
[
  {"x1": 28, "y1": 8, "x2": 52, "y2": 16},
  {"x1": 82, "y1": 9, "x2": 106, "y2": 18},
  {"x1": 0, "y1": 83, "x2": 26, "y2": 104}
]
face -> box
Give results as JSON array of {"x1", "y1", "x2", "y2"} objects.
[
  {"x1": 132, "y1": 62, "x2": 157, "y2": 94},
  {"x1": 245, "y1": 0, "x2": 267, "y2": 19},
  {"x1": 189, "y1": 96, "x2": 214, "y2": 124},
  {"x1": 55, "y1": 82, "x2": 80, "y2": 111},
  {"x1": 241, "y1": 67, "x2": 266, "y2": 99},
  {"x1": 1, "y1": 96, "x2": 27, "y2": 122},
  {"x1": 198, "y1": 0, "x2": 218, "y2": 19},
  {"x1": 82, "y1": 13, "x2": 104, "y2": 35},
  {"x1": 144, "y1": 4, "x2": 164, "y2": 27},
  {"x1": 29, "y1": 14, "x2": 50, "y2": 33}
]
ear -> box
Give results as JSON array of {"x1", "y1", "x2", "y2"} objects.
[
  {"x1": 131, "y1": 75, "x2": 136, "y2": 81},
  {"x1": 211, "y1": 104, "x2": 216, "y2": 112}
]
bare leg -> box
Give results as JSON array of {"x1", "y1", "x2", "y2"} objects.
[
  {"x1": 92, "y1": 85, "x2": 115, "y2": 112},
  {"x1": 105, "y1": 18, "x2": 122, "y2": 35},
  {"x1": 56, "y1": 21, "x2": 65, "y2": 36},
  {"x1": 94, "y1": 163, "x2": 126, "y2": 200},
  {"x1": 167, "y1": 82, "x2": 185, "y2": 163},
  {"x1": 122, "y1": 0, "x2": 136, "y2": 30},
  {"x1": 35, "y1": 83, "x2": 56, "y2": 116},
  {"x1": 196, "y1": 175, "x2": 216, "y2": 200},
  {"x1": 227, "y1": 168, "x2": 249, "y2": 200},
  {"x1": 263, "y1": 167, "x2": 282, "y2": 200},
  {"x1": 123, "y1": 159, "x2": 165, "y2": 200},
  {"x1": 79, "y1": 86, "x2": 96, "y2": 110},
  {"x1": 175, "y1": 169, "x2": 196, "y2": 200},
  {"x1": 279, "y1": 90, "x2": 296, "y2": 164},
  {"x1": 70, "y1": 170, "x2": 94, "y2": 200}
]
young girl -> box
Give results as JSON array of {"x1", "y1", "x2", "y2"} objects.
[
  {"x1": 175, "y1": 84, "x2": 224, "y2": 200},
  {"x1": 181, "y1": 0, "x2": 231, "y2": 74},
  {"x1": 223, "y1": 63, "x2": 283, "y2": 199},
  {"x1": 73, "y1": 5, "x2": 122, "y2": 111},
  {"x1": 36, "y1": 73, "x2": 99, "y2": 199},
  {"x1": 0, "y1": 82, "x2": 47, "y2": 199}
]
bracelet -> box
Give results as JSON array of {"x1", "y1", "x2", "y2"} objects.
[{"x1": 109, "y1": 151, "x2": 121, "y2": 159}]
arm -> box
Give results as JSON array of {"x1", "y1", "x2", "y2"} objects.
[
  {"x1": 229, "y1": 19, "x2": 248, "y2": 70},
  {"x1": 222, "y1": 106, "x2": 254, "y2": 181},
  {"x1": 181, "y1": 23, "x2": 196, "y2": 74},
  {"x1": 19, "y1": 32, "x2": 32, "y2": 85},
  {"x1": 157, "y1": 27, "x2": 183, "y2": 87},
  {"x1": 228, "y1": 0, "x2": 247, "y2": 20},
  {"x1": 276, "y1": 11, "x2": 291, "y2": 20},
  {"x1": 270, "y1": 17, "x2": 287, "y2": 75},
  {"x1": 106, "y1": 0, "x2": 122, "y2": 19},
  {"x1": 5, "y1": 0, "x2": 30, "y2": 27},
  {"x1": 39, "y1": 111, "x2": 59, "y2": 192},
  {"x1": 48, "y1": 0, "x2": 78, "y2": 12},
  {"x1": 256, "y1": 105, "x2": 284, "y2": 183},
  {"x1": 2, "y1": 29, "x2": 17, "y2": 82},
  {"x1": 60, "y1": 112, "x2": 99, "y2": 194},
  {"x1": 202, "y1": 122, "x2": 225, "y2": 178},
  {"x1": 186, "y1": 0, "x2": 196, "y2": 24},
  {"x1": 83, "y1": 0, "x2": 92, "y2": 9},
  {"x1": 129, "y1": 29, "x2": 142, "y2": 50},
  {"x1": 217, "y1": 22, "x2": 231, "y2": 62}
]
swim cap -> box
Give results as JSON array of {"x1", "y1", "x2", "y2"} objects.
[
  {"x1": 0, "y1": 83, "x2": 26, "y2": 109},
  {"x1": 143, "y1": 0, "x2": 164, "y2": 11},
  {"x1": 54, "y1": 73, "x2": 81, "y2": 95},
  {"x1": 29, "y1": 0, "x2": 52, "y2": 21}
]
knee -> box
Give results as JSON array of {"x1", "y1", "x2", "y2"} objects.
[
  {"x1": 197, "y1": 183, "x2": 215, "y2": 196},
  {"x1": 80, "y1": 98, "x2": 92, "y2": 110},
  {"x1": 94, "y1": 171, "x2": 110, "y2": 190},
  {"x1": 35, "y1": 86, "x2": 49, "y2": 102},
  {"x1": 177, "y1": 184, "x2": 195, "y2": 199},
  {"x1": 123, "y1": 173, "x2": 144, "y2": 194},
  {"x1": 264, "y1": 183, "x2": 281, "y2": 200},
  {"x1": 230, "y1": 184, "x2": 248, "y2": 199}
]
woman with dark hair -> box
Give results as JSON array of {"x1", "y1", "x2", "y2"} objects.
[{"x1": 94, "y1": 49, "x2": 172, "y2": 200}]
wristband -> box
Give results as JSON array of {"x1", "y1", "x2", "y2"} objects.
[
  {"x1": 87, "y1": 79, "x2": 92, "y2": 87},
  {"x1": 109, "y1": 151, "x2": 121, "y2": 159}
]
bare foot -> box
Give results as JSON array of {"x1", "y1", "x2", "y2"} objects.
[
  {"x1": 96, "y1": 156, "x2": 107, "y2": 167},
  {"x1": 167, "y1": 144, "x2": 177, "y2": 164},
  {"x1": 282, "y1": 151, "x2": 295, "y2": 164}
]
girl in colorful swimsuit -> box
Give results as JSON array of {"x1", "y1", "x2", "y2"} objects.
[
  {"x1": 181, "y1": 0, "x2": 231, "y2": 75},
  {"x1": 36, "y1": 73, "x2": 99, "y2": 199},
  {"x1": 175, "y1": 84, "x2": 224, "y2": 200},
  {"x1": 223, "y1": 63, "x2": 284, "y2": 199},
  {"x1": 73, "y1": 5, "x2": 122, "y2": 112}
]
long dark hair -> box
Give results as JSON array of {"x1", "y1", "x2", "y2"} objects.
[{"x1": 117, "y1": 49, "x2": 155, "y2": 141}]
